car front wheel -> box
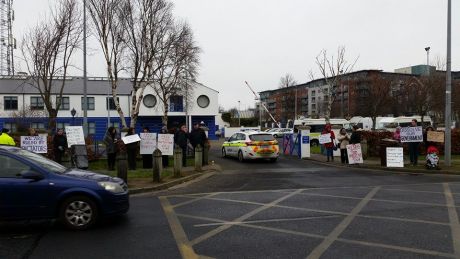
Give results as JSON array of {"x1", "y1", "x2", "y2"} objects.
[
  {"x1": 59, "y1": 195, "x2": 98, "y2": 230},
  {"x1": 238, "y1": 151, "x2": 245, "y2": 163}
]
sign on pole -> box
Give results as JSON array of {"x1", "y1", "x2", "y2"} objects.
[
  {"x1": 122, "y1": 134, "x2": 141, "y2": 144},
  {"x1": 346, "y1": 144, "x2": 363, "y2": 164},
  {"x1": 140, "y1": 133, "x2": 157, "y2": 154},
  {"x1": 427, "y1": 131, "x2": 445, "y2": 143},
  {"x1": 157, "y1": 134, "x2": 174, "y2": 156},
  {"x1": 386, "y1": 147, "x2": 404, "y2": 167},
  {"x1": 20, "y1": 136, "x2": 47, "y2": 153},
  {"x1": 400, "y1": 126, "x2": 423, "y2": 142},
  {"x1": 65, "y1": 126, "x2": 85, "y2": 148},
  {"x1": 319, "y1": 133, "x2": 331, "y2": 144}
]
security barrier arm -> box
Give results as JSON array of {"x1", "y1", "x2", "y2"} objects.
[{"x1": 244, "y1": 81, "x2": 281, "y2": 128}]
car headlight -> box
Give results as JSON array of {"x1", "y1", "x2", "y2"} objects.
[{"x1": 98, "y1": 181, "x2": 125, "y2": 194}]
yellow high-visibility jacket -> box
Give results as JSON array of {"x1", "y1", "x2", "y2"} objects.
[{"x1": 0, "y1": 133, "x2": 16, "y2": 146}]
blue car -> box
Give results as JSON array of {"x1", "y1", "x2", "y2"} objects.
[{"x1": 0, "y1": 145, "x2": 129, "y2": 230}]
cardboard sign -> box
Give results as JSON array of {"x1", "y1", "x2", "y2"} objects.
[
  {"x1": 427, "y1": 131, "x2": 445, "y2": 143},
  {"x1": 386, "y1": 147, "x2": 404, "y2": 167},
  {"x1": 400, "y1": 126, "x2": 423, "y2": 143},
  {"x1": 140, "y1": 133, "x2": 157, "y2": 154},
  {"x1": 20, "y1": 136, "x2": 48, "y2": 153},
  {"x1": 157, "y1": 134, "x2": 174, "y2": 156},
  {"x1": 319, "y1": 133, "x2": 332, "y2": 144},
  {"x1": 65, "y1": 126, "x2": 85, "y2": 148},
  {"x1": 122, "y1": 134, "x2": 141, "y2": 144},
  {"x1": 346, "y1": 144, "x2": 363, "y2": 164}
]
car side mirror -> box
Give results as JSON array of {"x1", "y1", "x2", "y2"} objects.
[
  {"x1": 225, "y1": 137, "x2": 229, "y2": 141},
  {"x1": 21, "y1": 171, "x2": 44, "y2": 181}
]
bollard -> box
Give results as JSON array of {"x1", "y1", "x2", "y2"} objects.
[
  {"x1": 361, "y1": 138, "x2": 368, "y2": 160},
  {"x1": 152, "y1": 148, "x2": 163, "y2": 182},
  {"x1": 203, "y1": 142, "x2": 210, "y2": 165},
  {"x1": 173, "y1": 145, "x2": 182, "y2": 178},
  {"x1": 117, "y1": 150, "x2": 128, "y2": 184},
  {"x1": 195, "y1": 144, "x2": 203, "y2": 172}
]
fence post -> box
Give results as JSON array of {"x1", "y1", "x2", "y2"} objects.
[
  {"x1": 117, "y1": 150, "x2": 128, "y2": 183},
  {"x1": 173, "y1": 145, "x2": 182, "y2": 177},
  {"x1": 195, "y1": 144, "x2": 203, "y2": 171},
  {"x1": 153, "y1": 148, "x2": 162, "y2": 182}
]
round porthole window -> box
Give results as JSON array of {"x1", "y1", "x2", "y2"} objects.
[
  {"x1": 197, "y1": 95, "x2": 210, "y2": 108},
  {"x1": 143, "y1": 94, "x2": 157, "y2": 108}
]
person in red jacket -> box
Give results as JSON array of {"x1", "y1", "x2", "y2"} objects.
[{"x1": 322, "y1": 123, "x2": 335, "y2": 162}]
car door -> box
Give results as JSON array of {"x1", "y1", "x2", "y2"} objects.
[
  {"x1": 236, "y1": 133, "x2": 247, "y2": 153},
  {"x1": 224, "y1": 134, "x2": 238, "y2": 157},
  {"x1": 0, "y1": 153, "x2": 51, "y2": 219}
]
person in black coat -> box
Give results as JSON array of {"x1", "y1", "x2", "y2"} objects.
[
  {"x1": 53, "y1": 128, "x2": 68, "y2": 164},
  {"x1": 189, "y1": 122, "x2": 207, "y2": 154},
  {"x1": 125, "y1": 127, "x2": 138, "y2": 170},
  {"x1": 349, "y1": 125, "x2": 361, "y2": 144},
  {"x1": 174, "y1": 124, "x2": 188, "y2": 167},
  {"x1": 103, "y1": 127, "x2": 118, "y2": 170}
]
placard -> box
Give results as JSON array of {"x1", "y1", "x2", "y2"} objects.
[
  {"x1": 140, "y1": 133, "x2": 157, "y2": 154},
  {"x1": 400, "y1": 126, "x2": 423, "y2": 142},
  {"x1": 157, "y1": 134, "x2": 174, "y2": 156},
  {"x1": 319, "y1": 133, "x2": 331, "y2": 144},
  {"x1": 122, "y1": 134, "x2": 141, "y2": 144},
  {"x1": 386, "y1": 147, "x2": 404, "y2": 167},
  {"x1": 20, "y1": 136, "x2": 47, "y2": 153},
  {"x1": 65, "y1": 126, "x2": 85, "y2": 147},
  {"x1": 427, "y1": 131, "x2": 444, "y2": 143},
  {"x1": 346, "y1": 143, "x2": 363, "y2": 164}
]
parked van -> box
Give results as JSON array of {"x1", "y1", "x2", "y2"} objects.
[
  {"x1": 293, "y1": 118, "x2": 351, "y2": 146},
  {"x1": 376, "y1": 116, "x2": 433, "y2": 131}
]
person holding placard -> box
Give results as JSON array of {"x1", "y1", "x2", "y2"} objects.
[
  {"x1": 337, "y1": 128, "x2": 350, "y2": 164},
  {"x1": 190, "y1": 122, "x2": 208, "y2": 164},
  {"x1": 103, "y1": 127, "x2": 118, "y2": 171},
  {"x1": 175, "y1": 124, "x2": 188, "y2": 167},
  {"x1": 53, "y1": 128, "x2": 68, "y2": 164},
  {"x1": 408, "y1": 119, "x2": 420, "y2": 166},
  {"x1": 350, "y1": 125, "x2": 361, "y2": 144},
  {"x1": 322, "y1": 123, "x2": 335, "y2": 162},
  {"x1": 141, "y1": 127, "x2": 153, "y2": 169},
  {"x1": 423, "y1": 126, "x2": 436, "y2": 151},
  {"x1": 125, "y1": 127, "x2": 139, "y2": 170},
  {"x1": 28, "y1": 128, "x2": 38, "y2": 136}
]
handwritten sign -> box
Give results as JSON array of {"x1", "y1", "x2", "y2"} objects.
[
  {"x1": 139, "y1": 133, "x2": 157, "y2": 154},
  {"x1": 386, "y1": 147, "x2": 404, "y2": 167},
  {"x1": 400, "y1": 126, "x2": 423, "y2": 143},
  {"x1": 21, "y1": 136, "x2": 47, "y2": 153},
  {"x1": 427, "y1": 131, "x2": 444, "y2": 143},
  {"x1": 122, "y1": 134, "x2": 141, "y2": 144},
  {"x1": 346, "y1": 144, "x2": 363, "y2": 164},
  {"x1": 157, "y1": 134, "x2": 174, "y2": 156},
  {"x1": 65, "y1": 126, "x2": 85, "y2": 147},
  {"x1": 319, "y1": 133, "x2": 332, "y2": 144}
]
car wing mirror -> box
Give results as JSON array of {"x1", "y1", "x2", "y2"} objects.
[
  {"x1": 21, "y1": 170, "x2": 44, "y2": 181},
  {"x1": 225, "y1": 137, "x2": 229, "y2": 141}
]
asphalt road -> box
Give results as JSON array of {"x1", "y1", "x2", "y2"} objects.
[{"x1": 2, "y1": 144, "x2": 460, "y2": 259}]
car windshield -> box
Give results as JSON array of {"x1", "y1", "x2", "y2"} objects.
[
  {"x1": 249, "y1": 134, "x2": 275, "y2": 141},
  {"x1": 13, "y1": 148, "x2": 67, "y2": 174}
]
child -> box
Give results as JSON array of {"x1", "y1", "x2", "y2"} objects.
[{"x1": 425, "y1": 145, "x2": 440, "y2": 170}]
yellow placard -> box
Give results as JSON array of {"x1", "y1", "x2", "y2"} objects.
[{"x1": 427, "y1": 131, "x2": 444, "y2": 143}]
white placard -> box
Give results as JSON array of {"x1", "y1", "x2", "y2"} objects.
[
  {"x1": 400, "y1": 126, "x2": 423, "y2": 143},
  {"x1": 20, "y1": 136, "x2": 48, "y2": 153},
  {"x1": 140, "y1": 133, "x2": 157, "y2": 154},
  {"x1": 122, "y1": 134, "x2": 141, "y2": 144},
  {"x1": 157, "y1": 134, "x2": 174, "y2": 156},
  {"x1": 65, "y1": 126, "x2": 85, "y2": 148},
  {"x1": 386, "y1": 147, "x2": 404, "y2": 167},
  {"x1": 319, "y1": 133, "x2": 332, "y2": 144},
  {"x1": 346, "y1": 143, "x2": 363, "y2": 164}
]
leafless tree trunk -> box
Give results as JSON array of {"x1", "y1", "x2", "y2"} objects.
[
  {"x1": 21, "y1": 0, "x2": 82, "y2": 132},
  {"x1": 278, "y1": 73, "x2": 297, "y2": 88},
  {"x1": 86, "y1": 0, "x2": 127, "y2": 127},
  {"x1": 314, "y1": 46, "x2": 358, "y2": 122}
]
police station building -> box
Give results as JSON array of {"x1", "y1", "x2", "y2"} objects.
[{"x1": 0, "y1": 76, "x2": 219, "y2": 140}]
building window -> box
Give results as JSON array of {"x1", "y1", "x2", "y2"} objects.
[
  {"x1": 31, "y1": 122, "x2": 45, "y2": 130},
  {"x1": 2, "y1": 122, "x2": 16, "y2": 133},
  {"x1": 197, "y1": 95, "x2": 210, "y2": 108},
  {"x1": 109, "y1": 121, "x2": 120, "y2": 130},
  {"x1": 169, "y1": 96, "x2": 183, "y2": 112},
  {"x1": 311, "y1": 91, "x2": 316, "y2": 97},
  {"x1": 143, "y1": 94, "x2": 156, "y2": 108},
  {"x1": 57, "y1": 122, "x2": 70, "y2": 131},
  {"x1": 30, "y1": 96, "x2": 44, "y2": 110},
  {"x1": 88, "y1": 122, "x2": 96, "y2": 135},
  {"x1": 4, "y1": 96, "x2": 18, "y2": 110},
  {"x1": 106, "y1": 97, "x2": 119, "y2": 110},
  {"x1": 57, "y1": 96, "x2": 70, "y2": 110},
  {"x1": 81, "y1": 97, "x2": 95, "y2": 110}
]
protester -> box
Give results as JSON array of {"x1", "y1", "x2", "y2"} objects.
[
  {"x1": 0, "y1": 128, "x2": 15, "y2": 146},
  {"x1": 141, "y1": 127, "x2": 153, "y2": 169},
  {"x1": 103, "y1": 127, "x2": 118, "y2": 171},
  {"x1": 322, "y1": 123, "x2": 335, "y2": 162},
  {"x1": 408, "y1": 119, "x2": 419, "y2": 166},
  {"x1": 393, "y1": 126, "x2": 401, "y2": 145},
  {"x1": 174, "y1": 124, "x2": 188, "y2": 166},
  {"x1": 423, "y1": 126, "x2": 436, "y2": 152},
  {"x1": 160, "y1": 126, "x2": 169, "y2": 167},
  {"x1": 349, "y1": 125, "x2": 361, "y2": 144},
  {"x1": 125, "y1": 127, "x2": 138, "y2": 170},
  {"x1": 337, "y1": 128, "x2": 350, "y2": 164},
  {"x1": 28, "y1": 128, "x2": 38, "y2": 136},
  {"x1": 53, "y1": 128, "x2": 68, "y2": 164},
  {"x1": 189, "y1": 122, "x2": 208, "y2": 164}
]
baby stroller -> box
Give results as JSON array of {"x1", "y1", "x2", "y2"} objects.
[{"x1": 425, "y1": 146, "x2": 440, "y2": 170}]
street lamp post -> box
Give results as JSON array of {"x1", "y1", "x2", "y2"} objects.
[
  {"x1": 82, "y1": 0, "x2": 88, "y2": 137},
  {"x1": 238, "y1": 100, "x2": 241, "y2": 127},
  {"x1": 444, "y1": 0, "x2": 452, "y2": 166},
  {"x1": 425, "y1": 47, "x2": 430, "y2": 75}
]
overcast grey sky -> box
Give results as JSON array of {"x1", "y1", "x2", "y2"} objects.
[{"x1": 12, "y1": 0, "x2": 459, "y2": 110}]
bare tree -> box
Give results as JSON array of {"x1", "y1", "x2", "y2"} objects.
[
  {"x1": 21, "y1": 0, "x2": 82, "y2": 131},
  {"x1": 278, "y1": 73, "x2": 297, "y2": 88},
  {"x1": 86, "y1": 0, "x2": 128, "y2": 127},
  {"x1": 151, "y1": 22, "x2": 200, "y2": 126},
  {"x1": 314, "y1": 46, "x2": 358, "y2": 121}
]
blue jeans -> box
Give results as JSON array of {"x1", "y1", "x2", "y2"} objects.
[{"x1": 326, "y1": 148, "x2": 334, "y2": 160}]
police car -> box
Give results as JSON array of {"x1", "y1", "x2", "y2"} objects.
[{"x1": 222, "y1": 131, "x2": 279, "y2": 162}]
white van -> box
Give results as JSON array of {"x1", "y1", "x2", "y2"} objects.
[
  {"x1": 376, "y1": 116, "x2": 433, "y2": 131},
  {"x1": 293, "y1": 118, "x2": 351, "y2": 146}
]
